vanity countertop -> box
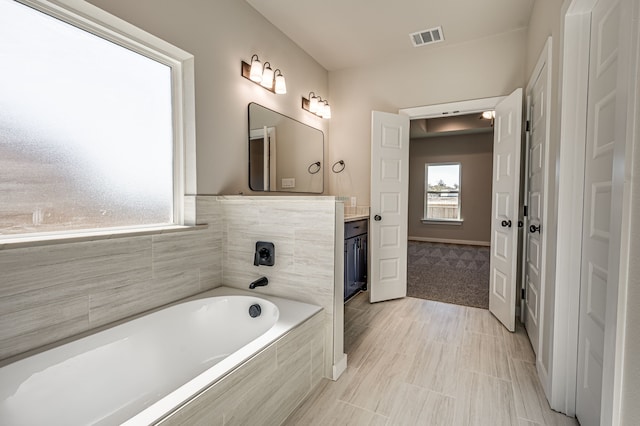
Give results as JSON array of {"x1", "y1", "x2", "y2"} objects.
[{"x1": 345, "y1": 214, "x2": 369, "y2": 223}]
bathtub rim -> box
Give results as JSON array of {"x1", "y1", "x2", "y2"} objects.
[{"x1": 124, "y1": 287, "x2": 323, "y2": 425}]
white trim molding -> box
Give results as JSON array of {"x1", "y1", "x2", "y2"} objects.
[{"x1": 400, "y1": 96, "x2": 506, "y2": 119}]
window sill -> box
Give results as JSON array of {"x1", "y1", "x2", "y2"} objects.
[
  {"x1": 421, "y1": 219, "x2": 464, "y2": 226},
  {"x1": 0, "y1": 224, "x2": 209, "y2": 251}
]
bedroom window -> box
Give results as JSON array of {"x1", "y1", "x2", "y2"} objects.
[
  {"x1": 0, "y1": 0, "x2": 194, "y2": 240},
  {"x1": 424, "y1": 163, "x2": 462, "y2": 222}
]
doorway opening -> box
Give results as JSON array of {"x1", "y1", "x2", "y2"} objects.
[{"x1": 407, "y1": 113, "x2": 494, "y2": 309}]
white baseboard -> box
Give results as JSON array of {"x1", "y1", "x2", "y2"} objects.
[
  {"x1": 408, "y1": 236, "x2": 490, "y2": 247},
  {"x1": 332, "y1": 353, "x2": 347, "y2": 380}
]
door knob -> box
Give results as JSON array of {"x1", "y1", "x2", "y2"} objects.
[
  {"x1": 529, "y1": 224, "x2": 541, "y2": 233},
  {"x1": 501, "y1": 220, "x2": 512, "y2": 228},
  {"x1": 374, "y1": 215, "x2": 382, "y2": 221}
]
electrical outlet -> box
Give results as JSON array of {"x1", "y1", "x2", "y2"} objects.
[{"x1": 281, "y1": 178, "x2": 295, "y2": 188}]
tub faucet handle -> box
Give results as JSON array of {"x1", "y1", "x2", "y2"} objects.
[{"x1": 254, "y1": 241, "x2": 275, "y2": 267}]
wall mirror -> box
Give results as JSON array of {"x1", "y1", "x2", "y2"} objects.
[{"x1": 248, "y1": 103, "x2": 324, "y2": 193}]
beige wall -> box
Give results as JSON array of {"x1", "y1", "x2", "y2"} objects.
[
  {"x1": 408, "y1": 132, "x2": 493, "y2": 244},
  {"x1": 87, "y1": 0, "x2": 329, "y2": 196},
  {"x1": 328, "y1": 28, "x2": 527, "y2": 206}
]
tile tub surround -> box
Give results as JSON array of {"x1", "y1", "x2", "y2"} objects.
[
  {"x1": 0, "y1": 196, "x2": 223, "y2": 361},
  {"x1": 159, "y1": 308, "x2": 324, "y2": 425},
  {"x1": 217, "y1": 195, "x2": 343, "y2": 379},
  {"x1": 0, "y1": 194, "x2": 342, "y2": 386}
]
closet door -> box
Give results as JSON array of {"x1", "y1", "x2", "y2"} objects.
[
  {"x1": 488, "y1": 88, "x2": 523, "y2": 332},
  {"x1": 576, "y1": 0, "x2": 623, "y2": 423}
]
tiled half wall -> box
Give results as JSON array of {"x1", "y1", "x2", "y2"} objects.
[{"x1": 0, "y1": 196, "x2": 343, "y2": 380}]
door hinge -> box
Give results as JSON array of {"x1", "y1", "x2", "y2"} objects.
[
  {"x1": 523, "y1": 205, "x2": 528, "y2": 217},
  {"x1": 521, "y1": 288, "x2": 526, "y2": 299},
  {"x1": 525, "y1": 120, "x2": 531, "y2": 132}
]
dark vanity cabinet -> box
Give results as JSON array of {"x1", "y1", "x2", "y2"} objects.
[{"x1": 344, "y1": 219, "x2": 368, "y2": 302}]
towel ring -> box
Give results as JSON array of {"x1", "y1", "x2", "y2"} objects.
[
  {"x1": 307, "y1": 161, "x2": 321, "y2": 174},
  {"x1": 332, "y1": 160, "x2": 345, "y2": 173}
]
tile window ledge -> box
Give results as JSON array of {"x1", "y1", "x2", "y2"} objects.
[
  {"x1": 0, "y1": 224, "x2": 208, "y2": 251},
  {"x1": 421, "y1": 218, "x2": 464, "y2": 226}
]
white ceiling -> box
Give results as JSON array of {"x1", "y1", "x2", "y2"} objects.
[{"x1": 246, "y1": 0, "x2": 535, "y2": 71}]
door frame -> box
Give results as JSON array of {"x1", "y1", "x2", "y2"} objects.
[{"x1": 552, "y1": 0, "x2": 639, "y2": 422}]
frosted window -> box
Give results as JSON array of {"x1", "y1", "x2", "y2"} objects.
[
  {"x1": 425, "y1": 163, "x2": 461, "y2": 220},
  {"x1": 0, "y1": 0, "x2": 174, "y2": 236}
]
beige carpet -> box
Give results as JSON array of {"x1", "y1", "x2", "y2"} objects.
[{"x1": 407, "y1": 241, "x2": 490, "y2": 309}]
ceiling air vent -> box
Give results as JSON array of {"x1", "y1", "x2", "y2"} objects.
[{"x1": 409, "y1": 26, "x2": 444, "y2": 47}]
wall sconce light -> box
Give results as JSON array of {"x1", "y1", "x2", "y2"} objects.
[
  {"x1": 302, "y1": 92, "x2": 331, "y2": 119},
  {"x1": 249, "y1": 54, "x2": 262, "y2": 82},
  {"x1": 242, "y1": 54, "x2": 287, "y2": 94},
  {"x1": 260, "y1": 62, "x2": 274, "y2": 89},
  {"x1": 274, "y1": 69, "x2": 287, "y2": 94}
]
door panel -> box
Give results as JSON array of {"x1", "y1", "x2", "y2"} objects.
[
  {"x1": 488, "y1": 88, "x2": 523, "y2": 332},
  {"x1": 576, "y1": 0, "x2": 620, "y2": 424},
  {"x1": 524, "y1": 58, "x2": 548, "y2": 355},
  {"x1": 370, "y1": 111, "x2": 410, "y2": 303}
]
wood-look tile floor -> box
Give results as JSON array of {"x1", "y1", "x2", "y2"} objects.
[{"x1": 284, "y1": 292, "x2": 579, "y2": 426}]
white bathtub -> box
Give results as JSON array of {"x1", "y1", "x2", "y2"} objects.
[{"x1": 0, "y1": 287, "x2": 322, "y2": 425}]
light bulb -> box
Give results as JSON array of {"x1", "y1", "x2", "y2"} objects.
[
  {"x1": 323, "y1": 102, "x2": 331, "y2": 119},
  {"x1": 249, "y1": 55, "x2": 262, "y2": 83},
  {"x1": 309, "y1": 94, "x2": 319, "y2": 113},
  {"x1": 482, "y1": 110, "x2": 494, "y2": 119},
  {"x1": 261, "y1": 63, "x2": 274, "y2": 89},
  {"x1": 274, "y1": 70, "x2": 287, "y2": 94}
]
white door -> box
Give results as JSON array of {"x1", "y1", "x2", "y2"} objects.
[
  {"x1": 488, "y1": 88, "x2": 523, "y2": 332},
  {"x1": 576, "y1": 0, "x2": 621, "y2": 423},
  {"x1": 523, "y1": 58, "x2": 549, "y2": 355},
  {"x1": 370, "y1": 111, "x2": 410, "y2": 303}
]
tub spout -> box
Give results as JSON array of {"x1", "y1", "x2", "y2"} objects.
[{"x1": 249, "y1": 276, "x2": 269, "y2": 289}]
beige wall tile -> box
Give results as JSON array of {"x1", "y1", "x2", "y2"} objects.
[
  {"x1": 219, "y1": 197, "x2": 338, "y2": 378},
  {"x1": 0, "y1": 296, "x2": 90, "y2": 359},
  {"x1": 0, "y1": 196, "x2": 224, "y2": 361}
]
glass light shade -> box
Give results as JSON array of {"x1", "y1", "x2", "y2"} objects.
[
  {"x1": 260, "y1": 63, "x2": 274, "y2": 89},
  {"x1": 309, "y1": 95, "x2": 319, "y2": 113},
  {"x1": 323, "y1": 102, "x2": 331, "y2": 119},
  {"x1": 274, "y1": 72, "x2": 286, "y2": 94},
  {"x1": 249, "y1": 56, "x2": 263, "y2": 83},
  {"x1": 316, "y1": 101, "x2": 325, "y2": 117}
]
